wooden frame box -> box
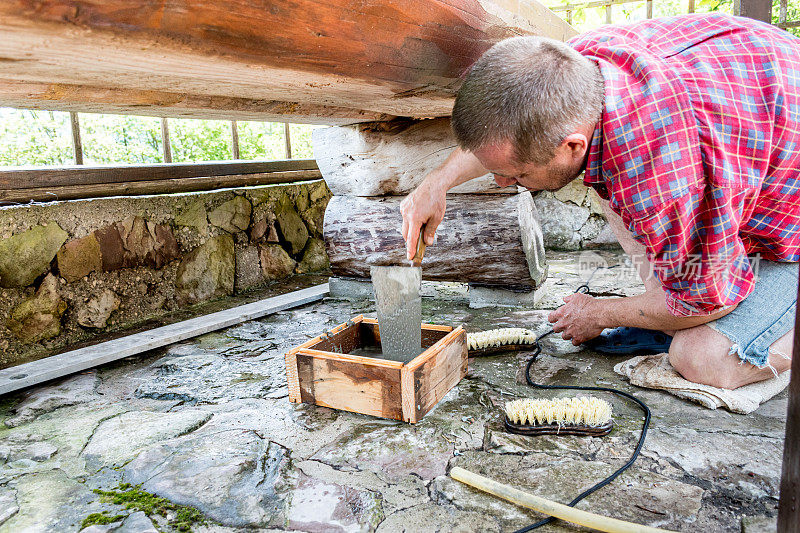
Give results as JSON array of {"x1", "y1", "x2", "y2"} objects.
[{"x1": 285, "y1": 315, "x2": 467, "y2": 423}]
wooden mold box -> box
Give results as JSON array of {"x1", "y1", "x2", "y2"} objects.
[{"x1": 285, "y1": 315, "x2": 467, "y2": 423}]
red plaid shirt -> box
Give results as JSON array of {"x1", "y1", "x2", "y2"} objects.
[{"x1": 571, "y1": 14, "x2": 800, "y2": 316}]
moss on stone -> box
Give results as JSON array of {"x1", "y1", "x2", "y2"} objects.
[
  {"x1": 80, "y1": 511, "x2": 126, "y2": 529},
  {"x1": 93, "y1": 483, "x2": 205, "y2": 532}
]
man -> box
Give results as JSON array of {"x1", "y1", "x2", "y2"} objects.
[{"x1": 400, "y1": 13, "x2": 800, "y2": 389}]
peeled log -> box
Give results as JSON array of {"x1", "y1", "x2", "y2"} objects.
[
  {"x1": 0, "y1": 1, "x2": 574, "y2": 121},
  {"x1": 313, "y1": 118, "x2": 515, "y2": 196},
  {"x1": 323, "y1": 193, "x2": 547, "y2": 290}
]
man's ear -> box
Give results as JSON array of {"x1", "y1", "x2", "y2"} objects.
[{"x1": 560, "y1": 133, "x2": 589, "y2": 161}]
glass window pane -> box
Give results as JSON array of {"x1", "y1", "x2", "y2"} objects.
[
  {"x1": 80, "y1": 113, "x2": 162, "y2": 164},
  {"x1": 169, "y1": 118, "x2": 234, "y2": 162},
  {"x1": 0, "y1": 108, "x2": 73, "y2": 167}
]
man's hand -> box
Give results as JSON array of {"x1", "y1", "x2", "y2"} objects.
[
  {"x1": 548, "y1": 293, "x2": 604, "y2": 345},
  {"x1": 400, "y1": 180, "x2": 446, "y2": 260}
]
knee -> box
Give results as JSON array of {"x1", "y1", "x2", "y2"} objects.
[{"x1": 668, "y1": 328, "x2": 737, "y2": 389}]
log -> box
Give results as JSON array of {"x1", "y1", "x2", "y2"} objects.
[
  {"x1": 323, "y1": 193, "x2": 547, "y2": 290},
  {"x1": 0, "y1": 1, "x2": 575, "y2": 121},
  {"x1": 313, "y1": 117, "x2": 515, "y2": 196},
  {"x1": 0, "y1": 80, "x2": 393, "y2": 125}
]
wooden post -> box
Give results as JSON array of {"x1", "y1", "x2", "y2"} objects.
[
  {"x1": 284, "y1": 122, "x2": 293, "y2": 159},
  {"x1": 605, "y1": 3, "x2": 612, "y2": 24},
  {"x1": 160, "y1": 117, "x2": 172, "y2": 163},
  {"x1": 69, "y1": 111, "x2": 83, "y2": 165},
  {"x1": 231, "y1": 120, "x2": 241, "y2": 159},
  {"x1": 734, "y1": 0, "x2": 772, "y2": 23},
  {"x1": 688, "y1": 0, "x2": 696, "y2": 13},
  {"x1": 779, "y1": 0, "x2": 788, "y2": 25},
  {"x1": 646, "y1": 0, "x2": 654, "y2": 18},
  {"x1": 777, "y1": 278, "x2": 800, "y2": 531}
]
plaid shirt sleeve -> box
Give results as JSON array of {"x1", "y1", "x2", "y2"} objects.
[{"x1": 573, "y1": 14, "x2": 800, "y2": 317}]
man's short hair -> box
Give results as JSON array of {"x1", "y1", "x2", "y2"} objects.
[{"x1": 452, "y1": 36, "x2": 604, "y2": 166}]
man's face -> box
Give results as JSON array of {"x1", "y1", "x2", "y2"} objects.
[{"x1": 472, "y1": 140, "x2": 585, "y2": 192}]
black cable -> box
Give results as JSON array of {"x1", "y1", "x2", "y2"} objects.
[{"x1": 511, "y1": 277, "x2": 652, "y2": 533}]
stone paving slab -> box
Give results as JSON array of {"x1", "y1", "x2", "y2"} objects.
[{"x1": 0, "y1": 253, "x2": 786, "y2": 532}]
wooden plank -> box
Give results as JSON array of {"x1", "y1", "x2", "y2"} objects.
[
  {"x1": 0, "y1": 159, "x2": 317, "y2": 190},
  {"x1": 0, "y1": 80, "x2": 392, "y2": 124},
  {"x1": 296, "y1": 353, "x2": 403, "y2": 420},
  {"x1": 295, "y1": 348, "x2": 404, "y2": 369},
  {"x1": 0, "y1": 283, "x2": 329, "y2": 396},
  {"x1": 777, "y1": 282, "x2": 800, "y2": 531},
  {"x1": 0, "y1": 1, "x2": 574, "y2": 120},
  {"x1": 0, "y1": 171, "x2": 323, "y2": 205},
  {"x1": 413, "y1": 328, "x2": 468, "y2": 420}
]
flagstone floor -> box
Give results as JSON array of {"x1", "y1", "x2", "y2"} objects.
[{"x1": 0, "y1": 251, "x2": 785, "y2": 532}]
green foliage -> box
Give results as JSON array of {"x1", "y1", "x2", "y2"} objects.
[
  {"x1": 80, "y1": 512, "x2": 126, "y2": 529},
  {"x1": 552, "y1": 0, "x2": 799, "y2": 35},
  {"x1": 82, "y1": 113, "x2": 163, "y2": 164},
  {"x1": 169, "y1": 118, "x2": 233, "y2": 162},
  {"x1": 93, "y1": 483, "x2": 205, "y2": 532},
  {"x1": 0, "y1": 108, "x2": 73, "y2": 166},
  {"x1": 0, "y1": 107, "x2": 325, "y2": 168},
  {"x1": 238, "y1": 120, "x2": 288, "y2": 160}
]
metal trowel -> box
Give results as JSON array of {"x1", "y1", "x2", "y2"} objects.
[{"x1": 370, "y1": 230, "x2": 427, "y2": 363}]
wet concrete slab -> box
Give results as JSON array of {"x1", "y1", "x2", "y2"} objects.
[{"x1": 0, "y1": 251, "x2": 786, "y2": 532}]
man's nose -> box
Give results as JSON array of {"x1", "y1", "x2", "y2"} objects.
[{"x1": 494, "y1": 174, "x2": 516, "y2": 187}]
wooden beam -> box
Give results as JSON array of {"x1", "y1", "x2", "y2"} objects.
[
  {"x1": 69, "y1": 111, "x2": 83, "y2": 165},
  {"x1": 231, "y1": 120, "x2": 241, "y2": 160},
  {"x1": 777, "y1": 280, "x2": 800, "y2": 531},
  {"x1": 161, "y1": 117, "x2": 172, "y2": 163},
  {"x1": 0, "y1": 283, "x2": 330, "y2": 396},
  {"x1": 735, "y1": 0, "x2": 772, "y2": 23},
  {"x1": 0, "y1": 171, "x2": 323, "y2": 205},
  {"x1": 284, "y1": 123, "x2": 293, "y2": 159},
  {"x1": 0, "y1": 1, "x2": 575, "y2": 120},
  {"x1": 0, "y1": 80, "x2": 395, "y2": 125},
  {"x1": 0, "y1": 159, "x2": 318, "y2": 190}
]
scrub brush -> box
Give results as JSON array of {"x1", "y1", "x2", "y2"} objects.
[
  {"x1": 467, "y1": 328, "x2": 539, "y2": 356},
  {"x1": 504, "y1": 396, "x2": 613, "y2": 437}
]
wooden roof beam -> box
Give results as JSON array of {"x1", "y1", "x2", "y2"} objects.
[{"x1": 0, "y1": 0, "x2": 575, "y2": 121}]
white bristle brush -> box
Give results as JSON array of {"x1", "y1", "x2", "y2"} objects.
[{"x1": 504, "y1": 396, "x2": 613, "y2": 436}]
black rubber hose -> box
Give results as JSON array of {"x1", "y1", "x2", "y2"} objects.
[{"x1": 511, "y1": 285, "x2": 652, "y2": 532}]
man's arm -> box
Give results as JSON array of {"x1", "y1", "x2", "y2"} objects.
[
  {"x1": 401, "y1": 148, "x2": 488, "y2": 260},
  {"x1": 548, "y1": 290, "x2": 736, "y2": 345}
]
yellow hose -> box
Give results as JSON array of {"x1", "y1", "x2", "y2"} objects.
[{"x1": 450, "y1": 467, "x2": 676, "y2": 533}]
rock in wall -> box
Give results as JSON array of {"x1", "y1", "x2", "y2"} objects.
[{"x1": 0, "y1": 180, "x2": 332, "y2": 367}]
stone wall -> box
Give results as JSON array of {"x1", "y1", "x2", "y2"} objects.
[
  {"x1": 0, "y1": 180, "x2": 332, "y2": 367},
  {"x1": 534, "y1": 180, "x2": 619, "y2": 251}
]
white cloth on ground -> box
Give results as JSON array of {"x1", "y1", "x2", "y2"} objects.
[{"x1": 613, "y1": 353, "x2": 790, "y2": 414}]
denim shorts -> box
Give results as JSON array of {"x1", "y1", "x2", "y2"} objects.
[{"x1": 707, "y1": 260, "x2": 798, "y2": 369}]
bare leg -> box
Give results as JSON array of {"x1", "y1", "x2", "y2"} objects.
[{"x1": 668, "y1": 325, "x2": 793, "y2": 389}]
